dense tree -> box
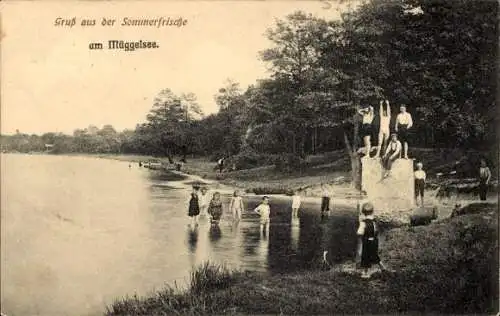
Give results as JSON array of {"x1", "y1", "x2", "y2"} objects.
[{"x1": 2, "y1": 0, "x2": 496, "y2": 188}]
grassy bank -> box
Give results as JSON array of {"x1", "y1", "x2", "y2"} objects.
[
  {"x1": 54, "y1": 148, "x2": 497, "y2": 197},
  {"x1": 107, "y1": 202, "x2": 498, "y2": 315},
  {"x1": 180, "y1": 148, "x2": 497, "y2": 196}
]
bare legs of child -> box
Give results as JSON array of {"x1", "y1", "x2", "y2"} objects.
[
  {"x1": 260, "y1": 220, "x2": 270, "y2": 236},
  {"x1": 375, "y1": 132, "x2": 389, "y2": 158},
  {"x1": 363, "y1": 135, "x2": 371, "y2": 157},
  {"x1": 233, "y1": 209, "x2": 241, "y2": 223},
  {"x1": 190, "y1": 215, "x2": 199, "y2": 227}
]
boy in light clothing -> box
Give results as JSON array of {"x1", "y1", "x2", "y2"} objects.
[
  {"x1": 254, "y1": 196, "x2": 271, "y2": 234},
  {"x1": 414, "y1": 162, "x2": 426, "y2": 206},
  {"x1": 291, "y1": 191, "x2": 301, "y2": 217}
]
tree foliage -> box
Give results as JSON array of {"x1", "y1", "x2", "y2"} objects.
[{"x1": 2, "y1": 0, "x2": 497, "y2": 183}]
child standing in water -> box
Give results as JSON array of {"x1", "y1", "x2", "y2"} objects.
[
  {"x1": 188, "y1": 186, "x2": 200, "y2": 227},
  {"x1": 208, "y1": 192, "x2": 223, "y2": 225},
  {"x1": 229, "y1": 190, "x2": 244, "y2": 222},
  {"x1": 320, "y1": 184, "x2": 331, "y2": 215},
  {"x1": 254, "y1": 196, "x2": 271, "y2": 234},
  {"x1": 414, "y1": 162, "x2": 426, "y2": 206},
  {"x1": 291, "y1": 190, "x2": 301, "y2": 218},
  {"x1": 198, "y1": 187, "x2": 211, "y2": 219},
  {"x1": 357, "y1": 202, "x2": 392, "y2": 278}
]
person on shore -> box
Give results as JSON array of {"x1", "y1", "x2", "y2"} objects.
[
  {"x1": 358, "y1": 105, "x2": 375, "y2": 158},
  {"x1": 291, "y1": 190, "x2": 301, "y2": 218},
  {"x1": 357, "y1": 202, "x2": 392, "y2": 278},
  {"x1": 395, "y1": 105, "x2": 413, "y2": 159},
  {"x1": 254, "y1": 196, "x2": 271, "y2": 234},
  {"x1": 478, "y1": 159, "x2": 491, "y2": 201},
  {"x1": 382, "y1": 133, "x2": 402, "y2": 178},
  {"x1": 208, "y1": 191, "x2": 223, "y2": 225},
  {"x1": 217, "y1": 157, "x2": 225, "y2": 173},
  {"x1": 188, "y1": 186, "x2": 200, "y2": 227},
  {"x1": 414, "y1": 162, "x2": 426, "y2": 206},
  {"x1": 229, "y1": 190, "x2": 244, "y2": 222},
  {"x1": 375, "y1": 100, "x2": 391, "y2": 158},
  {"x1": 198, "y1": 187, "x2": 211, "y2": 219},
  {"x1": 320, "y1": 184, "x2": 331, "y2": 215}
]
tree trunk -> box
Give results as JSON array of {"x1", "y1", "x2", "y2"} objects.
[{"x1": 343, "y1": 130, "x2": 361, "y2": 190}]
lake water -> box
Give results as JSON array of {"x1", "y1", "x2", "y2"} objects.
[{"x1": 1, "y1": 154, "x2": 359, "y2": 316}]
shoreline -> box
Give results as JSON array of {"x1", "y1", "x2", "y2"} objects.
[
  {"x1": 16, "y1": 152, "x2": 493, "y2": 217},
  {"x1": 107, "y1": 202, "x2": 499, "y2": 315}
]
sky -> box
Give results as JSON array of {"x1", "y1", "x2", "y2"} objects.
[{"x1": 1, "y1": 1, "x2": 357, "y2": 135}]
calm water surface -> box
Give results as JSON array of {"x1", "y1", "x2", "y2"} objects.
[{"x1": 1, "y1": 154, "x2": 358, "y2": 316}]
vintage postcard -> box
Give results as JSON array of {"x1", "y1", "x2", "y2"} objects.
[{"x1": 1, "y1": 0, "x2": 498, "y2": 315}]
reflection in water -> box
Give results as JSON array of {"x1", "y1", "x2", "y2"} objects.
[
  {"x1": 2, "y1": 154, "x2": 359, "y2": 316},
  {"x1": 188, "y1": 228, "x2": 198, "y2": 253},
  {"x1": 209, "y1": 224, "x2": 222, "y2": 242},
  {"x1": 290, "y1": 216, "x2": 300, "y2": 252}
]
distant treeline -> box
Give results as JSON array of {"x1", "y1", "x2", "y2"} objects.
[{"x1": 2, "y1": 0, "x2": 497, "y2": 181}]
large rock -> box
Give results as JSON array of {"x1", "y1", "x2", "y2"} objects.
[{"x1": 362, "y1": 157, "x2": 415, "y2": 213}]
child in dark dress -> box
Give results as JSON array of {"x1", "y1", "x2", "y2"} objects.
[
  {"x1": 208, "y1": 192, "x2": 223, "y2": 225},
  {"x1": 357, "y1": 202, "x2": 392, "y2": 278},
  {"x1": 188, "y1": 187, "x2": 200, "y2": 227}
]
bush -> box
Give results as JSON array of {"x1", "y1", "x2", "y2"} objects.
[
  {"x1": 227, "y1": 148, "x2": 273, "y2": 170},
  {"x1": 248, "y1": 185, "x2": 293, "y2": 195},
  {"x1": 273, "y1": 153, "x2": 306, "y2": 173}
]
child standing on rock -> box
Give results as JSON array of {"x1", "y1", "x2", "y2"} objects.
[{"x1": 357, "y1": 202, "x2": 392, "y2": 278}]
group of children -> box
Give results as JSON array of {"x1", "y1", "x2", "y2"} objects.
[
  {"x1": 187, "y1": 185, "x2": 396, "y2": 279},
  {"x1": 188, "y1": 186, "x2": 225, "y2": 227},
  {"x1": 359, "y1": 100, "x2": 414, "y2": 178},
  {"x1": 188, "y1": 187, "x2": 273, "y2": 232}
]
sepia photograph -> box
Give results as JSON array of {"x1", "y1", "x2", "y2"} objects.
[{"x1": 1, "y1": 0, "x2": 498, "y2": 315}]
